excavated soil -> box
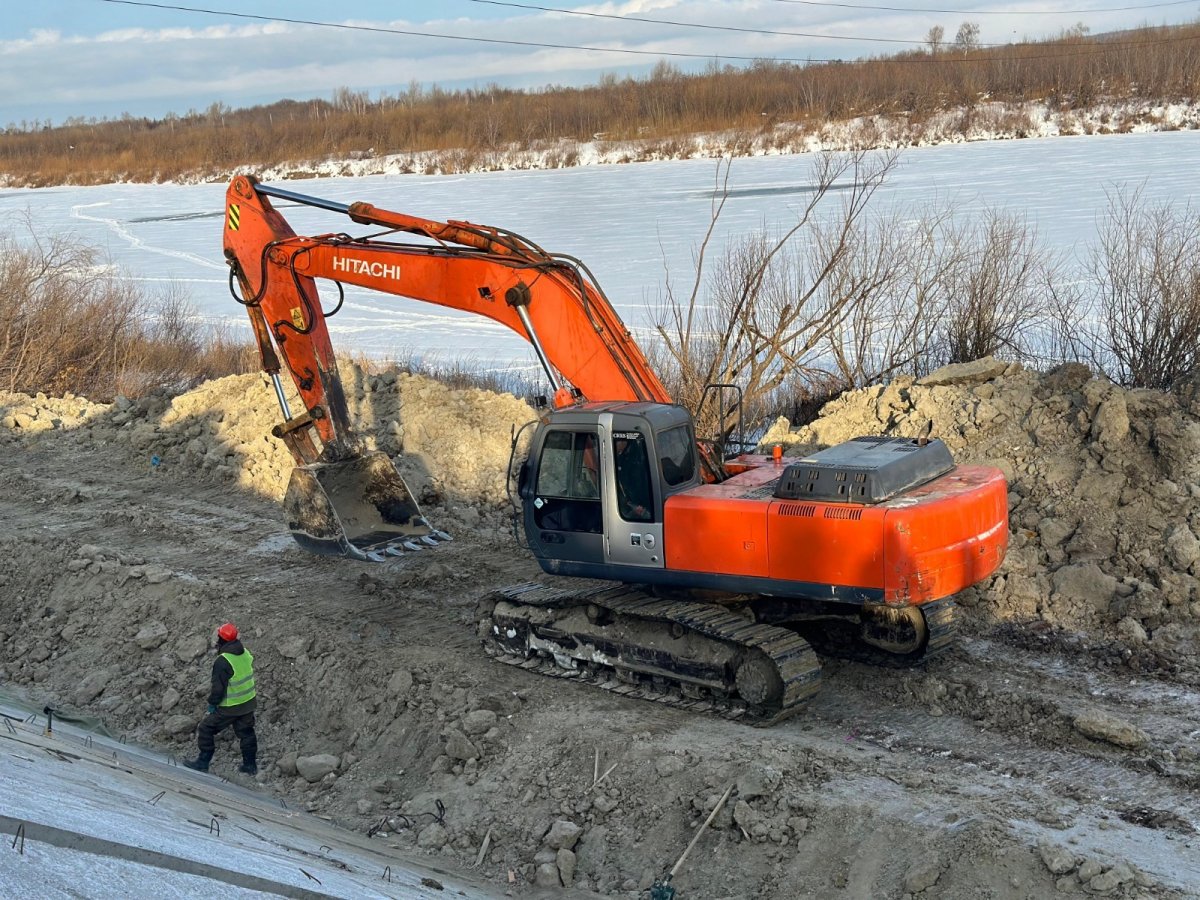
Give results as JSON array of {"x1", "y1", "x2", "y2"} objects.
[{"x1": 1, "y1": 358, "x2": 1199, "y2": 899}]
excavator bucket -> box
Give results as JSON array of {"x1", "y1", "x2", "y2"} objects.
[{"x1": 282, "y1": 451, "x2": 450, "y2": 561}]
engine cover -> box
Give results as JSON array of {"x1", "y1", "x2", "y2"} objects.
[{"x1": 773, "y1": 436, "x2": 955, "y2": 504}]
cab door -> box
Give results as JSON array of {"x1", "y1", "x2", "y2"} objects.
[
  {"x1": 523, "y1": 428, "x2": 605, "y2": 566},
  {"x1": 599, "y1": 414, "x2": 664, "y2": 570}
]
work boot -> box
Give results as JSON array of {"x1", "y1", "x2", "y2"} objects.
[
  {"x1": 238, "y1": 761, "x2": 257, "y2": 776},
  {"x1": 183, "y1": 751, "x2": 213, "y2": 772}
]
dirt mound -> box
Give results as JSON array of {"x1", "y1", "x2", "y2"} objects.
[
  {"x1": 1, "y1": 364, "x2": 535, "y2": 533},
  {"x1": 1, "y1": 361, "x2": 1197, "y2": 898},
  {"x1": 762, "y1": 357, "x2": 1200, "y2": 661}
]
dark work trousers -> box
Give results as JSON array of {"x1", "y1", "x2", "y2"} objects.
[{"x1": 197, "y1": 708, "x2": 257, "y2": 763}]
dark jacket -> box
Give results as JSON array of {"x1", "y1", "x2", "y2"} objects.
[{"x1": 208, "y1": 638, "x2": 256, "y2": 715}]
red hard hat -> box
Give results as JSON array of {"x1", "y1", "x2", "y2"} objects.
[{"x1": 217, "y1": 622, "x2": 239, "y2": 642}]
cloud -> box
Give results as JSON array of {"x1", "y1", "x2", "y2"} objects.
[{"x1": 3, "y1": 2, "x2": 1186, "y2": 125}]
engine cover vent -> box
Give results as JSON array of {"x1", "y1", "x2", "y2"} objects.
[
  {"x1": 777, "y1": 503, "x2": 817, "y2": 518},
  {"x1": 773, "y1": 437, "x2": 954, "y2": 505}
]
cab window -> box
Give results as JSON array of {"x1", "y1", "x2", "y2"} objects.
[
  {"x1": 534, "y1": 431, "x2": 601, "y2": 532},
  {"x1": 657, "y1": 425, "x2": 695, "y2": 487},
  {"x1": 613, "y1": 432, "x2": 653, "y2": 522}
]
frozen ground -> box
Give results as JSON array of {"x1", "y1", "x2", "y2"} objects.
[
  {"x1": 2, "y1": 130, "x2": 1199, "y2": 372},
  {"x1": 0, "y1": 696, "x2": 501, "y2": 899},
  {"x1": 2, "y1": 359, "x2": 1200, "y2": 898}
]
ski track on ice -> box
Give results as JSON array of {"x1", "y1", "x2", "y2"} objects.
[{"x1": 71, "y1": 201, "x2": 225, "y2": 272}]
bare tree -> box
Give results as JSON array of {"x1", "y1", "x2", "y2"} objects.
[
  {"x1": 955, "y1": 22, "x2": 981, "y2": 53},
  {"x1": 653, "y1": 151, "x2": 900, "y2": 437},
  {"x1": 926, "y1": 25, "x2": 945, "y2": 55}
]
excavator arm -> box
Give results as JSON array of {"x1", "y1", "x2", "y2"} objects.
[
  {"x1": 224, "y1": 175, "x2": 669, "y2": 463},
  {"x1": 222, "y1": 175, "x2": 694, "y2": 559}
]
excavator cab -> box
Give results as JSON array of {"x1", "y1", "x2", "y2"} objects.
[{"x1": 520, "y1": 402, "x2": 699, "y2": 579}]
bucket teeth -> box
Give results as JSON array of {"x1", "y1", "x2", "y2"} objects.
[
  {"x1": 365, "y1": 550, "x2": 387, "y2": 562},
  {"x1": 384, "y1": 546, "x2": 406, "y2": 557},
  {"x1": 432, "y1": 530, "x2": 453, "y2": 542},
  {"x1": 402, "y1": 541, "x2": 423, "y2": 552},
  {"x1": 420, "y1": 535, "x2": 439, "y2": 547}
]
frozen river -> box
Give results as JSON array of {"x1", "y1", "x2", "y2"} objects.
[{"x1": 4, "y1": 130, "x2": 1198, "y2": 375}]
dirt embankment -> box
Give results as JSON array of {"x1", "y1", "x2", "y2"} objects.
[
  {"x1": 764, "y1": 357, "x2": 1200, "y2": 653},
  {"x1": 1, "y1": 359, "x2": 1198, "y2": 898}
]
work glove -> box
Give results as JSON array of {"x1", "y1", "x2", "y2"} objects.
[{"x1": 206, "y1": 704, "x2": 217, "y2": 715}]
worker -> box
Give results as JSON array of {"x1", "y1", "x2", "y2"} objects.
[
  {"x1": 614, "y1": 435, "x2": 653, "y2": 522},
  {"x1": 183, "y1": 622, "x2": 258, "y2": 775}
]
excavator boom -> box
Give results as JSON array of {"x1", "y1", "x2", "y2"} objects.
[
  {"x1": 223, "y1": 175, "x2": 674, "y2": 559},
  {"x1": 225, "y1": 177, "x2": 669, "y2": 425}
]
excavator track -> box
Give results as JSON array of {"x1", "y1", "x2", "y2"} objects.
[{"x1": 479, "y1": 582, "x2": 822, "y2": 726}]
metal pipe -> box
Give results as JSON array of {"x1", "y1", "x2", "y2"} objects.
[
  {"x1": 270, "y1": 374, "x2": 293, "y2": 420},
  {"x1": 254, "y1": 183, "x2": 351, "y2": 215},
  {"x1": 512, "y1": 303, "x2": 562, "y2": 391}
]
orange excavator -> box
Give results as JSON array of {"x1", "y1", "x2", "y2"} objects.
[{"x1": 223, "y1": 175, "x2": 1008, "y2": 723}]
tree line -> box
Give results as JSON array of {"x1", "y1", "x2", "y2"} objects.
[{"x1": 2, "y1": 21, "x2": 1199, "y2": 186}]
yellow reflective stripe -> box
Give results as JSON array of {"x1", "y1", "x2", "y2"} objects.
[{"x1": 222, "y1": 681, "x2": 256, "y2": 704}]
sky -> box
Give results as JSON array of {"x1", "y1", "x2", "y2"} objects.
[{"x1": 2, "y1": 0, "x2": 1198, "y2": 126}]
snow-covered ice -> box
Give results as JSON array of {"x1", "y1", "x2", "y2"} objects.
[
  {"x1": 0, "y1": 698, "x2": 495, "y2": 899},
  {"x1": 3, "y1": 131, "x2": 1198, "y2": 375}
]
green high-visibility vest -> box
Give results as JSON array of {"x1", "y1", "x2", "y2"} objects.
[{"x1": 219, "y1": 649, "x2": 256, "y2": 707}]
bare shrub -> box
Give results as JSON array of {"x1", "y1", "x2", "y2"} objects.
[
  {"x1": 654, "y1": 158, "x2": 1070, "y2": 435},
  {"x1": 814, "y1": 207, "x2": 1058, "y2": 383},
  {"x1": 0, "y1": 222, "x2": 255, "y2": 400},
  {"x1": 1064, "y1": 187, "x2": 1200, "y2": 390},
  {"x1": 931, "y1": 210, "x2": 1059, "y2": 368},
  {"x1": 820, "y1": 208, "x2": 956, "y2": 385},
  {"x1": 653, "y1": 151, "x2": 901, "y2": 438},
  {"x1": 114, "y1": 288, "x2": 258, "y2": 396}
]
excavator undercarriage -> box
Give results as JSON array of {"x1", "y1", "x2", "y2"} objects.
[{"x1": 478, "y1": 582, "x2": 956, "y2": 724}]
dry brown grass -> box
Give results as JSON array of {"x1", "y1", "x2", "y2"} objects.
[{"x1": 0, "y1": 223, "x2": 256, "y2": 400}]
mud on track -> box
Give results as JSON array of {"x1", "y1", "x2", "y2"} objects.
[{"x1": 1, "y1": 359, "x2": 1199, "y2": 897}]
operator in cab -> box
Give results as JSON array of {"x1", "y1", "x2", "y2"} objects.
[
  {"x1": 614, "y1": 434, "x2": 653, "y2": 522},
  {"x1": 184, "y1": 621, "x2": 259, "y2": 776}
]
